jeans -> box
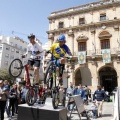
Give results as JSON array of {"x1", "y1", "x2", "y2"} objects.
[{"x1": 0, "y1": 101, "x2": 6, "y2": 120}]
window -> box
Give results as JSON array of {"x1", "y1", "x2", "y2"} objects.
[
  {"x1": 100, "y1": 14, "x2": 106, "y2": 21},
  {"x1": 5, "y1": 53, "x2": 9, "y2": 58},
  {"x1": 16, "y1": 51, "x2": 19, "y2": 53},
  {"x1": 11, "y1": 48, "x2": 15, "y2": 52},
  {"x1": 78, "y1": 42, "x2": 86, "y2": 51},
  {"x1": 58, "y1": 22, "x2": 64, "y2": 28},
  {"x1": 0, "y1": 47, "x2": 2, "y2": 51},
  {"x1": 101, "y1": 39, "x2": 110, "y2": 49},
  {"x1": 79, "y1": 18, "x2": 85, "y2": 25},
  {"x1": 4, "y1": 61, "x2": 8, "y2": 66},
  {"x1": 15, "y1": 44, "x2": 17, "y2": 47},
  {"x1": 6, "y1": 47, "x2": 10, "y2": 50}
]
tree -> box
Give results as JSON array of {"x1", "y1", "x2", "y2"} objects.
[{"x1": 0, "y1": 68, "x2": 14, "y2": 83}]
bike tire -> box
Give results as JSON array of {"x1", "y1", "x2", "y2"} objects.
[
  {"x1": 25, "y1": 88, "x2": 36, "y2": 106},
  {"x1": 9, "y1": 58, "x2": 23, "y2": 77},
  {"x1": 52, "y1": 92, "x2": 59, "y2": 109},
  {"x1": 44, "y1": 61, "x2": 53, "y2": 89}
]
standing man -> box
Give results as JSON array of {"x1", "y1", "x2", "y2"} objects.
[
  {"x1": 93, "y1": 85, "x2": 106, "y2": 117},
  {"x1": 20, "y1": 34, "x2": 43, "y2": 85},
  {"x1": 78, "y1": 84, "x2": 85, "y2": 99},
  {"x1": 0, "y1": 80, "x2": 9, "y2": 120}
]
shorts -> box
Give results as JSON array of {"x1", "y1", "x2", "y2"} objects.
[{"x1": 28, "y1": 59, "x2": 40, "y2": 67}]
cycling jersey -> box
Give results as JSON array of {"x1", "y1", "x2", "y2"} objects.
[
  {"x1": 49, "y1": 43, "x2": 71, "y2": 58},
  {"x1": 26, "y1": 42, "x2": 43, "y2": 60}
]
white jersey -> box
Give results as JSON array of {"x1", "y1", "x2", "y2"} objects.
[{"x1": 26, "y1": 42, "x2": 43, "y2": 60}]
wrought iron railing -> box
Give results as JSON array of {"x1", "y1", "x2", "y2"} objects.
[{"x1": 73, "y1": 47, "x2": 120, "y2": 56}]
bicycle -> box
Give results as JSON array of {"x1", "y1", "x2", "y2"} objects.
[
  {"x1": 9, "y1": 57, "x2": 43, "y2": 106},
  {"x1": 44, "y1": 52, "x2": 72, "y2": 109}
]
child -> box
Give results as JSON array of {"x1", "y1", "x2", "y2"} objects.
[{"x1": 91, "y1": 101, "x2": 98, "y2": 119}]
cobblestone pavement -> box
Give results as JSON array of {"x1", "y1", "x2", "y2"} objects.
[{"x1": 4, "y1": 101, "x2": 113, "y2": 120}]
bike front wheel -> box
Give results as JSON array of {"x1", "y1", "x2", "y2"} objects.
[
  {"x1": 25, "y1": 88, "x2": 36, "y2": 106},
  {"x1": 9, "y1": 59, "x2": 23, "y2": 77},
  {"x1": 44, "y1": 61, "x2": 54, "y2": 89}
]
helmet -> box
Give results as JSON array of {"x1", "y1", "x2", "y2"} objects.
[
  {"x1": 58, "y1": 34, "x2": 66, "y2": 41},
  {"x1": 28, "y1": 33, "x2": 35, "y2": 39}
]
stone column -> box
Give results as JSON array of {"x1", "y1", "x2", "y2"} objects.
[
  {"x1": 89, "y1": 63, "x2": 98, "y2": 92},
  {"x1": 68, "y1": 30, "x2": 74, "y2": 55}
]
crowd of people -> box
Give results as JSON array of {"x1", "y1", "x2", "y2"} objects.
[
  {"x1": 66, "y1": 82, "x2": 107, "y2": 119},
  {"x1": 0, "y1": 79, "x2": 47, "y2": 120}
]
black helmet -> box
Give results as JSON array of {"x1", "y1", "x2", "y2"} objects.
[{"x1": 28, "y1": 33, "x2": 35, "y2": 39}]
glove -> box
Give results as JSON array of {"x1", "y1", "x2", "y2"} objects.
[
  {"x1": 46, "y1": 50, "x2": 50, "y2": 54},
  {"x1": 68, "y1": 56, "x2": 72, "y2": 60}
]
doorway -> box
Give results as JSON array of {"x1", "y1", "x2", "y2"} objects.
[{"x1": 99, "y1": 67, "x2": 117, "y2": 92}]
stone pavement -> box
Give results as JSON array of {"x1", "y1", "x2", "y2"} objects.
[{"x1": 4, "y1": 102, "x2": 114, "y2": 120}]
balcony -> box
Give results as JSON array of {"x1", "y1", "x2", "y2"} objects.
[{"x1": 73, "y1": 47, "x2": 120, "y2": 57}]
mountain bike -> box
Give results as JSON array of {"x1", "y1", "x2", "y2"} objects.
[
  {"x1": 44, "y1": 52, "x2": 72, "y2": 109},
  {"x1": 9, "y1": 57, "x2": 42, "y2": 106}
]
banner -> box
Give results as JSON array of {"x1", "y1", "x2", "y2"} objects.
[
  {"x1": 102, "y1": 49, "x2": 111, "y2": 63},
  {"x1": 78, "y1": 51, "x2": 86, "y2": 64}
]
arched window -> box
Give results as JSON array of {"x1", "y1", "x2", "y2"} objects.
[
  {"x1": 76, "y1": 34, "x2": 88, "y2": 51},
  {"x1": 99, "y1": 31, "x2": 112, "y2": 49}
]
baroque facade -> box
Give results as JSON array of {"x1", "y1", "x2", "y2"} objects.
[{"x1": 47, "y1": 0, "x2": 120, "y2": 91}]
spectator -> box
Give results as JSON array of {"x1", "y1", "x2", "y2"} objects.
[
  {"x1": 8, "y1": 84, "x2": 17, "y2": 117},
  {"x1": 77, "y1": 84, "x2": 85, "y2": 99},
  {"x1": 66, "y1": 82, "x2": 74, "y2": 96},
  {"x1": 0, "y1": 80, "x2": 9, "y2": 120},
  {"x1": 67, "y1": 82, "x2": 74, "y2": 111},
  {"x1": 73, "y1": 86, "x2": 79, "y2": 95},
  {"x1": 84, "y1": 85, "x2": 89, "y2": 101},
  {"x1": 21, "y1": 86, "x2": 27, "y2": 104},
  {"x1": 4, "y1": 80, "x2": 10, "y2": 118},
  {"x1": 93, "y1": 85, "x2": 106, "y2": 117}
]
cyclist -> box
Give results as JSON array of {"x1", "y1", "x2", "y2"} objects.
[
  {"x1": 20, "y1": 34, "x2": 43, "y2": 85},
  {"x1": 45, "y1": 34, "x2": 72, "y2": 85}
]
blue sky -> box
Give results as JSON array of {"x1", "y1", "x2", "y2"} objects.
[{"x1": 0, "y1": 0, "x2": 97, "y2": 45}]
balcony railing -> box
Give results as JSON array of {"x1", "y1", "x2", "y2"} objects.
[
  {"x1": 50, "y1": 0, "x2": 116, "y2": 16},
  {"x1": 73, "y1": 47, "x2": 120, "y2": 56}
]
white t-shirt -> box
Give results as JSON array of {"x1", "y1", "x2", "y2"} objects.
[{"x1": 26, "y1": 42, "x2": 43, "y2": 60}]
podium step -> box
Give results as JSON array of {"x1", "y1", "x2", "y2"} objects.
[{"x1": 18, "y1": 103, "x2": 67, "y2": 120}]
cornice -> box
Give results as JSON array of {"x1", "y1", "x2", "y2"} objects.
[
  {"x1": 47, "y1": 19, "x2": 120, "y2": 34},
  {"x1": 48, "y1": 2, "x2": 120, "y2": 20}
]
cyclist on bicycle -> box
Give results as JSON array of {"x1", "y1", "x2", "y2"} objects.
[
  {"x1": 45, "y1": 34, "x2": 72, "y2": 85},
  {"x1": 20, "y1": 33, "x2": 43, "y2": 85}
]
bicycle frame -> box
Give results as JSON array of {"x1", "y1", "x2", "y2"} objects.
[{"x1": 24, "y1": 64, "x2": 31, "y2": 88}]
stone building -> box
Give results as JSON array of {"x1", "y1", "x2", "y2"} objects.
[{"x1": 47, "y1": 0, "x2": 120, "y2": 91}]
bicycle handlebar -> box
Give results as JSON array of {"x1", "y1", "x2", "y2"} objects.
[{"x1": 47, "y1": 51, "x2": 72, "y2": 60}]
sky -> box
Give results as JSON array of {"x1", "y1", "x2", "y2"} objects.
[{"x1": 0, "y1": 0, "x2": 98, "y2": 45}]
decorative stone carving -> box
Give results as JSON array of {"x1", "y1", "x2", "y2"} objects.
[
  {"x1": 48, "y1": 33, "x2": 54, "y2": 40},
  {"x1": 114, "y1": 25, "x2": 119, "y2": 31},
  {"x1": 68, "y1": 29, "x2": 74, "y2": 36},
  {"x1": 76, "y1": 34, "x2": 88, "y2": 42},
  {"x1": 98, "y1": 31, "x2": 112, "y2": 39},
  {"x1": 90, "y1": 28, "x2": 96, "y2": 33}
]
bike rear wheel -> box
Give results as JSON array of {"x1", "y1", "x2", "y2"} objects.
[
  {"x1": 44, "y1": 61, "x2": 53, "y2": 89},
  {"x1": 9, "y1": 59, "x2": 23, "y2": 77},
  {"x1": 25, "y1": 88, "x2": 36, "y2": 106}
]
